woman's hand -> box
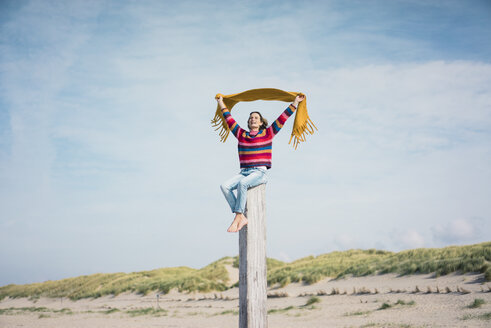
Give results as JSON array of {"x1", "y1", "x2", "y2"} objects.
[
  {"x1": 293, "y1": 94, "x2": 305, "y2": 107},
  {"x1": 216, "y1": 95, "x2": 226, "y2": 109}
]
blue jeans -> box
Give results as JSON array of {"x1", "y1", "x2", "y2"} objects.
[{"x1": 220, "y1": 167, "x2": 268, "y2": 214}]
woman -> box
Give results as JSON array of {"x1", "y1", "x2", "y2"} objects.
[{"x1": 217, "y1": 94, "x2": 305, "y2": 232}]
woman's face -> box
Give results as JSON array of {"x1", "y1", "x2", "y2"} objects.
[{"x1": 248, "y1": 113, "x2": 262, "y2": 130}]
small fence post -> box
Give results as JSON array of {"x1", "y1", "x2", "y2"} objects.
[{"x1": 239, "y1": 184, "x2": 267, "y2": 328}]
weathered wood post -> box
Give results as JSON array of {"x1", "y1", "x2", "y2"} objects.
[{"x1": 239, "y1": 184, "x2": 267, "y2": 328}]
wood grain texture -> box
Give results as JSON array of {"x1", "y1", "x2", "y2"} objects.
[{"x1": 239, "y1": 184, "x2": 267, "y2": 328}]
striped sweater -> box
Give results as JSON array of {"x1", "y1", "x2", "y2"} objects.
[{"x1": 221, "y1": 104, "x2": 297, "y2": 169}]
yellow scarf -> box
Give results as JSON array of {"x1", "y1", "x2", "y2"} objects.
[{"x1": 212, "y1": 88, "x2": 317, "y2": 149}]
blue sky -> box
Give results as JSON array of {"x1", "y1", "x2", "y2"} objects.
[{"x1": 1, "y1": 0, "x2": 490, "y2": 286}]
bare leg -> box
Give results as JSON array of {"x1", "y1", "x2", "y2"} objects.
[{"x1": 227, "y1": 213, "x2": 248, "y2": 233}]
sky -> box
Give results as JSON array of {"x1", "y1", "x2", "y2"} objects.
[{"x1": 0, "y1": 0, "x2": 490, "y2": 286}]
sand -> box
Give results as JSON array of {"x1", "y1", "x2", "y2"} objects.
[{"x1": 1, "y1": 272, "x2": 491, "y2": 327}]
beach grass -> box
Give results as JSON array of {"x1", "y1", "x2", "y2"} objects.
[
  {"x1": 378, "y1": 302, "x2": 392, "y2": 310},
  {"x1": 467, "y1": 298, "x2": 485, "y2": 309},
  {"x1": 125, "y1": 307, "x2": 167, "y2": 317},
  {"x1": 395, "y1": 299, "x2": 415, "y2": 306},
  {"x1": 0, "y1": 257, "x2": 232, "y2": 301},
  {"x1": 267, "y1": 241, "x2": 491, "y2": 287},
  {"x1": 1, "y1": 242, "x2": 489, "y2": 300},
  {"x1": 0, "y1": 307, "x2": 73, "y2": 315},
  {"x1": 268, "y1": 305, "x2": 295, "y2": 314},
  {"x1": 462, "y1": 312, "x2": 491, "y2": 321},
  {"x1": 103, "y1": 308, "x2": 120, "y2": 314},
  {"x1": 344, "y1": 310, "x2": 371, "y2": 316},
  {"x1": 304, "y1": 296, "x2": 321, "y2": 306},
  {"x1": 377, "y1": 299, "x2": 415, "y2": 310},
  {"x1": 214, "y1": 309, "x2": 239, "y2": 316}
]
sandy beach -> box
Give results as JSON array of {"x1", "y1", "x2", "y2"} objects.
[{"x1": 1, "y1": 271, "x2": 490, "y2": 328}]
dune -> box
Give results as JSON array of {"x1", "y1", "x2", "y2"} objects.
[
  {"x1": 2, "y1": 242, "x2": 491, "y2": 327},
  {"x1": 1, "y1": 273, "x2": 491, "y2": 327}
]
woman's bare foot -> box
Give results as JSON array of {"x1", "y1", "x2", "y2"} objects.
[
  {"x1": 236, "y1": 213, "x2": 248, "y2": 231},
  {"x1": 227, "y1": 213, "x2": 248, "y2": 233}
]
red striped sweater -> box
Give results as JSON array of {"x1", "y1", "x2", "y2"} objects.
[{"x1": 221, "y1": 104, "x2": 297, "y2": 169}]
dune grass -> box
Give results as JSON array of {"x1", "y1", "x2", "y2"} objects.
[
  {"x1": 379, "y1": 302, "x2": 392, "y2": 310},
  {"x1": 344, "y1": 310, "x2": 371, "y2": 316},
  {"x1": 304, "y1": 296, "x2": 321, "y2": 306},
  {"x1": 361, "y1": 324, "x2": 412, "y2": 328},
  {"x1": 214, "y1": 309, "x2": 239, "y2": 316},
  {"x1": 468, "y1": 298, "x2": 485, "y2": 309},
  {"x1": 0, "y1": 257, "x2": 232, "y2": 301},
  {"x1": 0, "y1": 307, "x2": 73, "y2": 315},
  {"x1": 395, "y1": 299, "x2": 415, "y2": 306},
  {"x1": 0, "y1": 306, "x2": 168, "y2": 317},
  {"x1": 267, "y1": 242, "x2": 491, "y2": 287},
  {"x1": 125, "y1": 307, "x2": 167, "y2": 317},
  {"x1": 103, "y1": 308, "x2": 120, "y2": 314},
  {"x1": 268, "y1": 305, "x2": 295, "y2": 314},
  {"x1": 462, "y1": 312, "x2": 491, "y2": 321},
  {"x1": 1, "y1": 242, "x2": 489, "y2": 301}
]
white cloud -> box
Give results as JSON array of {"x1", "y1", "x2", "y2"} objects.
[
  {"x1": 334, "y1": 233, "x2": 356, "y2": 250},
  {"x1": 400, "y1": 230, "x2": 425, "y2": 249},
  {"x1": 432, "y1": 218, "x2": 481, "y2": 244}
]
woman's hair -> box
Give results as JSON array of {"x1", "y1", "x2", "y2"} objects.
[{"x1": 248, "y1": 111, "x2": 268, "y2": 130}]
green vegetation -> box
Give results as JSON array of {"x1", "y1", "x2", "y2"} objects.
[
  {"x1": 462, "y1": 312, "x2": 491, "y2": 321},
  {"x1": 395, "y1": 299, "x2": 415, "y2": 306},
  {"x1": 344, "y1": 310, "x2": 371, "y2": 316},
  {"x1": 0, "y1": 307, "x2": 73, "y2": 316},
  {"x1": 103, "y1": 308, "x2": 120, "y2": 314},
  {"x1": 480, "y1": 312, "x2": 491, "y2": 320},
  {"x1": 379, "y1": 302, "x2": 392, "y2": 310},
  {"x1": 305, "y1": 296, "x2": 321, "y2": 306},
  {"x1": 268, "y1": 305, "x2": 295, "y2": 314},
  {"x1": 468, "y1": 298, "x2": 485, "y2": 309},
  {"x1": 378, "y1": 299, "x2": 416, "y2": 310},
  {"x1": 0, "y1": 306, "x2": 48, "y2": 314},
  {"x1": 268, "y1": 303, "x2": 319, "y2": 315},
  {"x1": 1, "y1": 242, "x2": 489, "y2": 300},
  {"x1": 215, "y1": 309, "x2": 239, "y2": 316},
  {"x1": 267, "y1": 242, "x2": 491, "y2": 287},
  {"x1": 360, "y1": 324, "x2": 413, "y2": 328},
  {"x1": 0, "y1": 306, "x2": 170, "y2": 318},
  {"x1": 125, "y1": 307, "x2": 167, "y2": 317},
  {"x1": 0, "y1": 257, "x2": 232, "y2": 301}
]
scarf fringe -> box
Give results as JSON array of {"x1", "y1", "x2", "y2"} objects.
[
  {"x1": 288, "y1": 116, "x2": 318, "y2": 149},
  {"x1": 211, "y1": 111, "x2": 230, "y2": 142}
]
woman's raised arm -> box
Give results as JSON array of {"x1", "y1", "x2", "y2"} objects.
[
  {"x1": 269, "y1": 94, "x2": 305, "y2": 136},
  {"x1": 216, "y1": 95, "x2": 244, "y2": 139}
]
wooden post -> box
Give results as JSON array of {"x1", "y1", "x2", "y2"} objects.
[{"x1": 239, "y1": 184, "x2": 267, "y2": 328}]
